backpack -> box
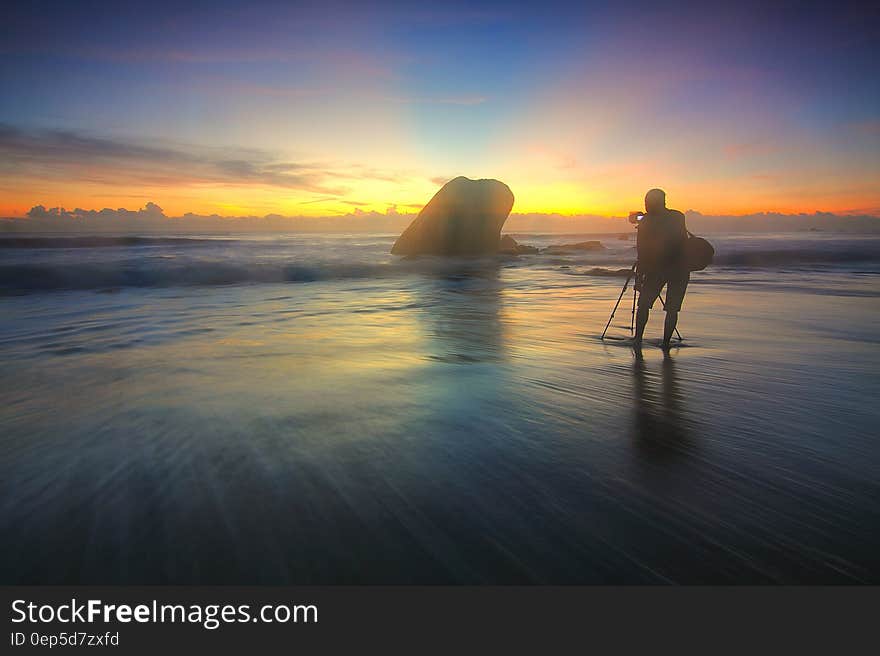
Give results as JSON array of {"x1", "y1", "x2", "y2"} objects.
[{"x1": 684, "y1": 232, "x2": 714, "y2": 271}]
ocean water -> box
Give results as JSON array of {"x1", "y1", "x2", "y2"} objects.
[{"x1": 1, "y1": 232, "x2": 879, "y2": 583}]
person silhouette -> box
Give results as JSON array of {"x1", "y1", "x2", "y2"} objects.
[{"x1": 633, "y1": 189, "x2": 689, "y2": 351}]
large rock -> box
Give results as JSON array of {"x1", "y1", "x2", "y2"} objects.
[
  {"x1": 499, "y1": 235, "x2": 539, "y2": 255},
  {"x1": 391, "y1": 176, "x2": 514, "y2": 255},
  {"x1": 542, "y1": 241, "x2": 606, "y2": 255}
]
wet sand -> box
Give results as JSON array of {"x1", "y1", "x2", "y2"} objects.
[{"x1": 1, "y1": 239, "x2": 878, "y2": 583}]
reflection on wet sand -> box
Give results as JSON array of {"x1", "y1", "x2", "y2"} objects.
[
  {"x1": 416, "y1": 260, "x2": 505, "y2": 365},
  {"x1": 632, "y1": 353, "x2": 695, "y2": 461}
]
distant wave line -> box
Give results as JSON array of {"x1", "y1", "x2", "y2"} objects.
[{"x1": 0, "y1": 236, "x2": 225, "y2": 249}]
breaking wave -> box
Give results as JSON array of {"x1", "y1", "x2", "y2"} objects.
[
  {"x1": 712, "y1": 245, "x2": 880, "y2": 267},
  {"x1": 0, "y1": 261, "x2": 390, "y2": 292},
  {"x1": 0, "y1": 236, "x2": 223, "y2": 249},
  {"x1": 1, "y1": 235, "x2": 877, "y2": 293}
]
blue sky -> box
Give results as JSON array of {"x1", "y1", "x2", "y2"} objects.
[{"x1": 1, "y1": 0, "x2": 878, "y2": 217}]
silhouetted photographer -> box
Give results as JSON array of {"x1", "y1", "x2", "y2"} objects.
[
  {"x1": 601, "y1": 189, "x2": 714, "y2": 349},
  {"x1": 632, "y1": 188, "x2": 690, "y2": 350}
]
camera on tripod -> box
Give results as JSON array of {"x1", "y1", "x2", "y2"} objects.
[{"x1": 628, "y1": 211, "x2": 645, "y2": 225}]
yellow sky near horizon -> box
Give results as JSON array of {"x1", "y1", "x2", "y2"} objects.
[{"x1": 3, "y1": 171, "x2": 877, "y2": 220}]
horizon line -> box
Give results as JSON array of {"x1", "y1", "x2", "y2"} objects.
[{"x1": 3, "y1": 202, "x2": 880, "y2": 223}]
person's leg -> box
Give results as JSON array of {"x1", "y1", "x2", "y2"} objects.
[
  {"x1": 634, "y1": 276, "x2": 661, "y2": 348},
  {"x1": 662, "y1": 310, "x2": 678, "y2": 349},
  {"x1": 634, "y1": 305, "x2": 649, "y2": 349},
  {"x1": 661, "y1": 273, "x2": 689, "y2": 349}
]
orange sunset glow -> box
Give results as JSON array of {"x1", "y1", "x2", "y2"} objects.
[{"x1": 1, "y1": 2, "x2": 877, "y2": 223}]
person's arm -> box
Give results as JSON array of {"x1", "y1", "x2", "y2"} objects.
[
  {"x1": 636, "y1": 220, "x2": 656, "y2": 276},
  {"x1": 636, "y1": 221, "x2": 647, "y2": 263}
]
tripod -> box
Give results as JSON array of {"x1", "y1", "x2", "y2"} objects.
[{"x1": 600, "y1": 261, "x2": 683, "y2": 342}]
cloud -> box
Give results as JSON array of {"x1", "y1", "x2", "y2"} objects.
[
  {"x1": 338, "y1": 165, "x2": 412, "y2": 184},
  {"x1": 0, "y1": 124, "x2": 411, "y2": 195},
  {"x1": 299, "y1": 196, "x2": 347, "y2": 205},
  {"x1": 723, "y1": 141, "x2": 781, "y2": 160},
  {"x1": 4, "y1": 202, "x2": 419, "y2": 234},
  {"x1": 0, "y1": 124, "x2": 195, "y2": 165},
  {"x1": 26, "y1": 202, "x2": 166, "y2": 221},
  {"x1": 382, "y1": 94, "x2": 488, "y2": 106},
  {"x1": 5, "y1": 203, "x2": 878, "y2": 235}
]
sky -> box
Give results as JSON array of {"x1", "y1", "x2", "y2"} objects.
[{"x1": 1, "y1": 0, "x2": 878, "y2": 219}]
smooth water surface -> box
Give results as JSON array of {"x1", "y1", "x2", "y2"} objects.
[{"x1": 1, "y1": 233, "x2": 878, "y2": 582}]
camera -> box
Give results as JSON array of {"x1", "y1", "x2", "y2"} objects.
[{"x1": 628, "y1": 211, "x2": 645, "y2": 225}]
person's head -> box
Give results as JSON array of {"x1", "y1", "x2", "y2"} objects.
[{"x1": 645, "y1": 188, "x2": 666, "y2": 213}]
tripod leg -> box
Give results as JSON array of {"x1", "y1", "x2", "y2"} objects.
[
  {"x1": 630, "y1": 286, "x2": 636, "y2": 334},
  {"x1": 601, "y1": 263, "x2": 637, "y2": 339}
]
